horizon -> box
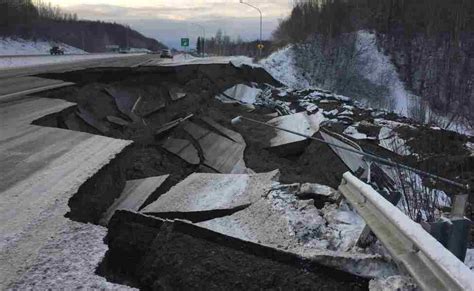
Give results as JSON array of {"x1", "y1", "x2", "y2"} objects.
[{"x1": 46, "y1": 0, "x2": 293, "y2": 48}]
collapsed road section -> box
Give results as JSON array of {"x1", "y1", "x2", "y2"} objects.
[{"x1": 1, "y1": 59, "x2": 473, "y2": 289}]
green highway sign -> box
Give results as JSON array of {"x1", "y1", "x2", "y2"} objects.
[{"x1": 181, "y1": 38, "x2": 190, "y2": 47}]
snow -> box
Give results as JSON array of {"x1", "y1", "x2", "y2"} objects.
[
  {"x1": 356, "y1": 31, "x2": 412, "y2": 116},
  {"x1": 0, "y1": 53, "x2": 143, "y2": 70},
  {"x1": 369, "y1": 275, "x2": 418, "y2": 291},
  {"x1": 378, "y1": 126, "x2": 412, "y2": 156},
  {"x1": 344, "y1": 126, "x2": 368, "y2": 140},
  {"x1": 0, "y1": 37, "x2": 85, "y2": 56},
  {"x1": 260, "y1": 46, "x2": 310, "y2": 89},
  {"x1": 8, "y1": 220, "x2": 135, "y2": 290},
  {"x1": 465, "y1": 249, "x2": 474, "y2": 271},
  {"x1": 465, "y1": 142, "x2": 474, "y2": 156}
]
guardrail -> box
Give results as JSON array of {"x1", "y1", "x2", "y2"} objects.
[{"x1": 339, "y1": 172, "x2": 474, "y2": 291}]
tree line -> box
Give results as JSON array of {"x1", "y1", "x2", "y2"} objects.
[
  {"x1": 0, "y1": 0, "x2": 165, "y2": 52},
  {"x1": 274, "y1": 0, "x2": 474, "y2": 44},
  {"x1": 196, "y1": 29, "x2": 272, "y2": 58}
]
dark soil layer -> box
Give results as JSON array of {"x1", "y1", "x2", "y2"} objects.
[{"x1": 99, "y1": 210, "x2": 368, "y2": 290}]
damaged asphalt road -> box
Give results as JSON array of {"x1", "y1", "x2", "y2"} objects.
[{"x1": 3, "y1": 59, "x2": 473, "y2": 290}]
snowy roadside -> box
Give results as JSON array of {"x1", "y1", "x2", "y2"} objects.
[
  {"x1": 0, "y1": 37, "x2": 85, "y2": 56},
  {"x1": 0, "y1": 53, "x2": 145, "y2": 70}
]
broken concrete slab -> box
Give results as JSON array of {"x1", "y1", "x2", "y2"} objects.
[
  {"x1": 216, "y1": 84, "x2": 262, "y2": 104},
  {"x1": 101, "y1": 210, "x2": 368, "y2": 290},
  {"x1": 168, "y1": 87, "x2": 187, "y2": 101},
  {"x1": 197, "y1": 185, "x2": 396, "y2": 278},
  {"x1": 201, "y1": 116, "x2": 245, "y2": 144},
  {"x1": 106, "y1": 115, "x2": 130, "y2": 127},
  {"x1": 162, "y1": 138, "x2": 200, "y2": 165},
  {"x1": 132, "y1": 94, "x2": 166, "y2": 117},
  {"x1": 100, "y1": 175, "x2": 170, "y2": 225},
  {"x1": 104, "y1": 88, "x2": 140, "y2": 122},
  {"x1": 267, "y1": 111, "x2": 325, "y2": 147},
  {"x1": 141, "y1": 170, "x2": 279, "y2": 222},
  {"x1": 76, "y1": 107, "x2": 110, "y2": 134},
  {"x1": 320, "y1": 130, "x2": 367, "y2": 175},
  {"x1": 183, "y1": 121, "x2": 247, "y2": 173}
]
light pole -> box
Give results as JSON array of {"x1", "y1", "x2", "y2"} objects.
[
  {"x1": 239, "y1": 0, "x2": 263, "y2": 57},
  {"x1": 191, "y1": 23, "x2": 206, "y2": 57}
]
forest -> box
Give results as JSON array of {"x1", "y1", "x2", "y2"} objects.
[{"x1": 273, "y1": 0, "x2": 474, "y2": 126}]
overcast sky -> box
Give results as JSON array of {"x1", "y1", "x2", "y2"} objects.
[{"x1": 47, "y1": 0, "x2": 293, "y2": 48}]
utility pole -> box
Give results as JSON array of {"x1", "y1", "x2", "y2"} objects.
[{"x1": 239, "y1": 0, "x2": 263, "y2": 58}]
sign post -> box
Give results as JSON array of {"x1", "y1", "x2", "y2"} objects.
[{"x1": 181, "y1": 38, "x2": 189, "y2": 58}]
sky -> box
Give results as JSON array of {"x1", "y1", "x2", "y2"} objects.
[{"x1": 47, "y1": 0, "x2": 294, "y2": 48}]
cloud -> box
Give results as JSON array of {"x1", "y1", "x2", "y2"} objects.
[{"x1": 60, "y1": 1, "x2": 292, "y2": 48}]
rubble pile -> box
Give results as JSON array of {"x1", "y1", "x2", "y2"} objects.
[{"x1": 29, "y1": 61, "x2": 473, "y2": 289}]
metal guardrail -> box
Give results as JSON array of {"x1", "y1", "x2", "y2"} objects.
[{"x1": 339, "y1": 172, "x2": 474, "y2": 291}]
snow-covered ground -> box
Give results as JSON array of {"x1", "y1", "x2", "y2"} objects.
[
  {"x1": 260, "y1": 46, "x2": 310, "y2": 89},
  {"x1": 0, "y1": 37, "x2": 85, "y2": 56},
  {"x1": 0, "y1": 53, "x2": 143, "y2": 70}
]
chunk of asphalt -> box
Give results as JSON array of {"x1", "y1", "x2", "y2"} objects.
[
  {"x1": 161, "y1": 138, "x2": 200, "y2": 165},
  {"x1": 183, "y1": 121, "x2": 247, "y2": 173},
  {"x1": 140, "y1": 170, "x2": 279, "y2": 222},
  {"x1": 100, "y1": 175, "x2": 170, "y2": 226}
]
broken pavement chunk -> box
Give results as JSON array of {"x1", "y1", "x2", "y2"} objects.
[
  {"x1": 216, "y1": 84, "x2": 262, "y2": 104},
  {"x1": 104, "y1": 87, "x2": 140, "y2": 121},
  {"x1": 267, "y1": 111, "x2": 325, "y2": 147},
  {"x1": 102, "y1": 210, "x2": 368, "y2": 290},
  {"x1": 141, "y1": 170, "x2": 279, "y2": 221},
  {"x1": 76, "y1": 107, "x2": 109, "y2": 134},
  {"x1": 183, "y1": 121, "x2": 247, "y2": 173},
  {"x1": 106, "y1": 115, "x2": 130, "y2": 127},
  {"x1": 100, "y1": 175, "x2": 169, "y2": 225},
  {"x1": 200, "y1": 116, "x2": 245, "y2": 144},
  {"x1": 162, "y1": 138, "x2": 200, "y2": 165},
  {"x1": 168, "y1": 87, "x2": 187, "y2": 101}
]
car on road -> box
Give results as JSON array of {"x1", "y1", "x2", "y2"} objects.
[
  {"x1": 50, "y1": 46, "x2": 64, "y2": 55},
  {"x1": 160, "y1": 49, "x2": 173, "y2": 59}
]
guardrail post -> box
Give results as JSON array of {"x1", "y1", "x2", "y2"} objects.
[
  {"x1": 430, "y1": 217, "x2": 471, "y2": 261},
  {"x1": 357, "y1": 190, "x2": 402, "y2": 247}
]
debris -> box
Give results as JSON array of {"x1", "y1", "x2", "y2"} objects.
[
  {"x1": 296, "y1": 183, "x2": 341, "y2": 206},
  {"x1": 216, "y1": 84, "x2": 262, "y2": 104},
  {"x1": 183, "y1": 121, "x2": 247, "y2": 173},
  {"x1": 343, "y1": 126, "x2": 369, "y2": 140},
  {"x1": 168, "y1": 87, "x2": 187, "y2": 101},
  {"x1": 104, "y1": 88, "x2": 140, "y2": 122},
  {"x1": 162, "y1": 138, "x2": 200, "y2": 165},
  {"x1": 76, "y1": 107, "x2": 109, "y2": 134},
  {"x1": 379, "y1": 126, "x2": 412, "y2": 156},
  {"x1": 100, "y1": 175, "x2": 169, "y2": 225},
  {"x1": 141, "y1": 170, "x2": 279, "y2": 221},
  {"x1": 106, "y1": 115, "x2": 130, "y2": 127},
  {"x1": 267, "y1": 111, "x2": 325, "y2": 147}
]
